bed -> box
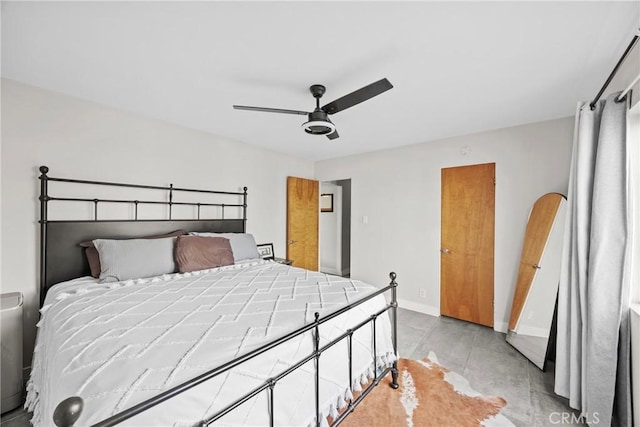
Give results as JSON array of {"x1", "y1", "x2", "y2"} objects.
[{"x1": 28, "y1": 166, "x2": 399, "y2": 427}]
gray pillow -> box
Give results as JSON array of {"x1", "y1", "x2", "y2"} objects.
[
  {"x1": 93, "y1": 237, "x2": 177, "y2": 283},
  {"x1": 190, "y1": 232, "x2": 260, "y2": 262}
]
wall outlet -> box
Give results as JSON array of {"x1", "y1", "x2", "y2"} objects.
[{"x1": 419, "y1": 288, "x2": 426, "y2": 298}]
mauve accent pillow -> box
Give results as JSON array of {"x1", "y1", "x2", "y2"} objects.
[
  {"x1": 79, "y1": 230, "x2": 188, "y2": 278},
  {"x1": 84, "y1": 247, "x2": 102, "y2": 279},
  {"x1": 94, "y1": 237, "x2": 177, "y2": 283},
  {"x1": 175, "y1": 236, "x2": 234, "y2": 273}
]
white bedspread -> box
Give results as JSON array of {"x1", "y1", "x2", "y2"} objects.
[{"x1": 27, "y1": 260, "x2": 395, "y2": 426}]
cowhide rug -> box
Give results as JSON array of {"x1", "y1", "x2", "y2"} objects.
[{"x1": 337, "y1": 353, "x2": 514, "y2": 427}]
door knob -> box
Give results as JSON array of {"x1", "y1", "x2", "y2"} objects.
[
  {"x1": 288, "y1": 240, "x2": 297, "y2": 245},
  {"x1": 532, "y1": 264, "x2": 541, "y2": 269},
  {"x1": 440, "y1": 248, "x2": 451, "y2": 254}
]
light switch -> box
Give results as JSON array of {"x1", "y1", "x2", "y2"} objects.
[{"x1": 362, "y1": 215, "x2": 368, "y2": 225}]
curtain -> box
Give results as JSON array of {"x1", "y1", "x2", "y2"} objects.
[{"x1": 555, "y1": 91, "x2": 632, "y2": 426}]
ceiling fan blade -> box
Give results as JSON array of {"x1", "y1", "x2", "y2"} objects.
[
  {"x1": 326, "y1": 130, "x2": 340, "y2": 140},
  {"x1": 233, "y1": 105, "x2": 309, "y2": 116},
  {"x1": 321, "y1": 78, "x2": 393, "y2": 115}
]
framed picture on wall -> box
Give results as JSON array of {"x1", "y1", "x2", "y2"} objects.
[
  {"x1": 257, "y1": 243, "x2": 274, "y2": 260},
  {"x1": 320, "y1": 193, "x2": 334, "y2": 212}
]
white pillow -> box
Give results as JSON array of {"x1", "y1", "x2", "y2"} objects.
[
  {"x1": 190, "y1": 232, "x2": 260, "y2": 262},
  {"x1": 93, "y1": 237, "x2": 177, "y2": 283}
]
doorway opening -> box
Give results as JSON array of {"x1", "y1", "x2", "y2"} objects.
[{"x1": 319, "y1": 179, "x2": 351, "y2": 277}]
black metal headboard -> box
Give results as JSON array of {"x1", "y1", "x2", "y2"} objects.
[{"x1": 38, "y1": 166, "x2": 248, "y2": 306}]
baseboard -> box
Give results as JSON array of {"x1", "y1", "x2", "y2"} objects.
[
  {"x1": 515, "y1": 325, "x2": 550, "y2": 338},
  {"x1": 319, "y1": 266, "x2": 342, "y2": 276},
  {"x1": 493, "y1": 321, "x2": 508, "y2": 334},
  {"x1": 398, "y1": 300, "x2": 510, "y2": 333},
  {"x1": 397, "y1": 298, "x2": 440, "y2": 317}
]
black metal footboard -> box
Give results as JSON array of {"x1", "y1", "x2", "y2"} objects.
[{"x1": 52, "y1": 273, "x2": 400, "y2": 427}]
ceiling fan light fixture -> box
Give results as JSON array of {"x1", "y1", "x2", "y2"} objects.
[{"x1": 302, "y1": 119, "x2": 335, "y2": 135}]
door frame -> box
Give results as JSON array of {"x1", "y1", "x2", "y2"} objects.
[{"x1": 440, "y1": 162, "x2": 495, "y2": 327}]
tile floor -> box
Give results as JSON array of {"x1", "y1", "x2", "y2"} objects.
[
  {"x1": 0, "y1": 404, "x2": 30, "y2": 427},
  {"x1": 397, "y1": 308, "x2": 585, "y2": 426},
  {"x1": 1, "y1": 308, "x2": 584, "y2": 427}
]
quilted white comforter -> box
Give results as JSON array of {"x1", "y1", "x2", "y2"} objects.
[{"x1": 27, "y1": 260, "x2": 395, "y2": 427}]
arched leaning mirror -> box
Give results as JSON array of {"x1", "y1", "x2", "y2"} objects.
[{"x1": 506, "y1": 193, "x2": 567, "y2": 370}]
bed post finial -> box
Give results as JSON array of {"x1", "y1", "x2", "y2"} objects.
[
  {"x1": 39, "y1": 165, "x2": 49, "y2": 175},
  {"x1": 53, "y1": 396, "x2": 83, "y2": 427},
  {"x1": 389, "y1": 271, "x2": 399, "y2": 389}
]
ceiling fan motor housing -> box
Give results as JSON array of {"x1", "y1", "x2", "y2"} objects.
[{"x1": 303, "y1": 109, "x2": 335, "y2": 135}]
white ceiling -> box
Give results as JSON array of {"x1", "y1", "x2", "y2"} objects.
[{"x1": 2, "y1": 1, "x2": 639, "y2": 161}]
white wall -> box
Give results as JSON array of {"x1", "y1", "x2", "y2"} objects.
[
  {"x1": 319, "y1": 182, "x2": 342, "y2": 275},
  {"x1": 315, "y1": 117, "x2": 574, "y2": 331},
  {"x1": 0, "y1": 79, "x2": 314, "y2": 367}
]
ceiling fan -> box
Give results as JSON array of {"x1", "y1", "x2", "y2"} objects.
[{"x1": 233, "y1": 78, "x2": 393, "y2": 140}]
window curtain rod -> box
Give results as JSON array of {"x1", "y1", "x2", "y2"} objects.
[{"x1": 590, "y1": 29, "x2": 640, "y2": 110}]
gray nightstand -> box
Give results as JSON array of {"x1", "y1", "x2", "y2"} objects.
[{"x1": 1, "y1": 292, "x2": 23, "y2": 413}]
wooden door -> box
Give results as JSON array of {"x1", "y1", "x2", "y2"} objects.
[
  {"x1": 440, "y1": 163, "x2": 495, "y2": 327},
  {"x1": 508, "y1": 193, "x2": 564, "y2": 330},
  {"x1": 287, "y1": 176, "x2": 319, "y2": 270}
]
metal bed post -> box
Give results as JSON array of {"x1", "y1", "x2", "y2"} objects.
[
  {"x1": 267, "y1": 379, "x2": 275, "y2": 427},
  {"x1": 389, "y1": 272, "x2": 399, "y2": 389},
  {"x1": 314, "y1": 311, "x2": 321, "y2": 427},
  {"x1": 169, "y1": 184, "x2": 173, "y2": 219},
  {"x1": 347, "y1": 329, "x2": 353, "y2": 393},
  {"x1": 371, "y1": 314, "x2": 377, "y2": 373},
  {"x1": 242, "y1": 187, "x2": 248, "y2": 232},
  {"x1": 38, "y1": 166, "x2": 49, "y2": 307}
]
